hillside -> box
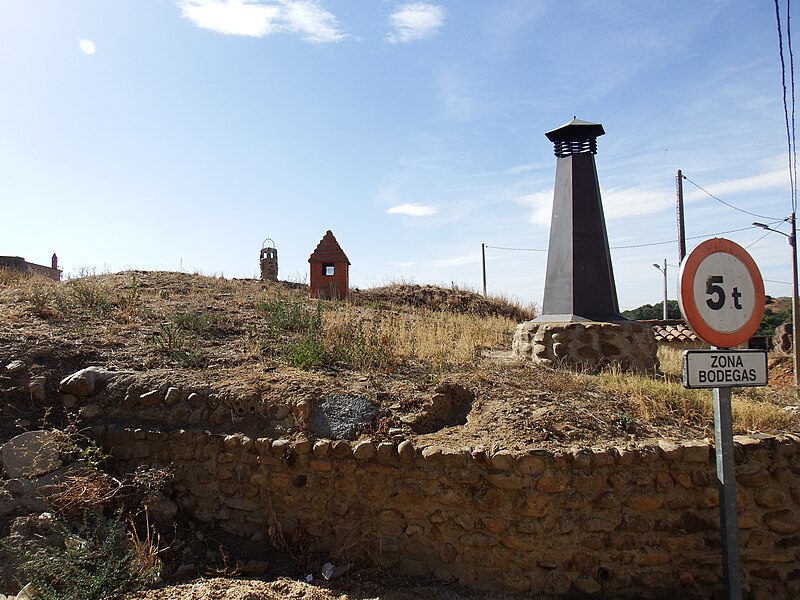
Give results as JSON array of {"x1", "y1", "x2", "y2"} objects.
[
  {"x1": 1, "y1": 270, "x2": 799, "y2": 599},
  {"x1": 3, "y1": 270, "x2": 796, "y2": 451}
]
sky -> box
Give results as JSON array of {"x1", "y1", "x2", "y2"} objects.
[{"x1": 1, "y1": 0, "x2": 798, "y2": 312}]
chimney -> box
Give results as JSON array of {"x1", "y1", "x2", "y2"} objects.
[{"x1": 536, "y1": 118, "x2": 624, "y2": 322}]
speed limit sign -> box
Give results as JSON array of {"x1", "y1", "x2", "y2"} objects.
[{"x1": 678, "y1": 238, "x2": 765, "y2": 348}]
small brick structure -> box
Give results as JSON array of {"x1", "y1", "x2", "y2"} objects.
[
  {"x1": 309, "y1": 230, "x2": 350, "y2": 300},
  {"x1": 0, "y1": 254, "x2": 62, "y2": 282},
  {"x1": 259, "y1": 239, "x2": 278, "y2": 282}
]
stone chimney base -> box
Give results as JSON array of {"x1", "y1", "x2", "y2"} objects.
[{"x1": 512, "y1": 320, "x2": 659, "y2": 375}]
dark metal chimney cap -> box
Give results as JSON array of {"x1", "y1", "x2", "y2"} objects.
[{"x1": 545, "y1": 118, "x2": 605, "y2": 143}]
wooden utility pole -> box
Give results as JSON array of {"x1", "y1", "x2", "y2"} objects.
[
  {"x1": 481, "y1": 243, "x2": 487, "y2": 296},
  {"x1": 791, "y1": 213, "x2": 799, "y2": 386},
  {"x1": 677, "y1": 169, "x2": 686, "y2": 263}
]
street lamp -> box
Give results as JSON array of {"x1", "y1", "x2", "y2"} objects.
[
  {"x1": 652, "y1": 259, "x2": 668, "y2": 320},
  {"x1": 753, "y1": 215, "x2": 800, "y2": 386}
]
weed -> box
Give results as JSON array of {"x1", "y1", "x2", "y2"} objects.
[
  {"x1": 172, "y1": 348, "x2": 208, "y2": 368},
  {"x1": 323, "y1": 317, "x2": 390, "y2": 370},
  {"x1": 286, "y1": 333, "x2": 329, "y2": 369},
  {"x1": 127, "y1": 508, "x2": 163, "y2": 580},
  {"x1": 8, "y1": 513, "x2": 153, "y2": 600},
  {"x1": 117, "y1": 274, "x2": 141, "y2": 315},
  {"x1": 23, "y1": 280, "x2": 58, "y2": 316},
  {"x1": 67, "y1": 278, "x2": 111, "y2": 314},
  {"x1": 146, "y1": 323, "x2": 184, "y2": 354},
  {"x1": 172, "y1": 309, "x2": 217, "y2": 334},
  {"x1": 79, "y1": 440, "x2": 111, "y2": 470},
  {"x1": 258, "y1": 298, "x2": 322, "y2": 336},
  {"x1": 0, "y1": 267, "x2": 25, "y2": 285}
]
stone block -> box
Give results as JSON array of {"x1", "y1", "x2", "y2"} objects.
[
  {"x1": 164, "y1": 386, "x2": 182, "y2": 406},
  {"x1": 536, "y1": 473, "x2": 567, "y2": 493},
  {"x1": 309, "y1": 460, "x2": 333, "y2": 472},
  {"x1": 517, "y1": 454, "x2": 546, "y2": 476},
  {"x1": 518, "y1": 495, "x2": 550, "y2": 518},
  {"x1": 2, "y1": 430, "x2": 62, "y2": 478},
  {"x1": 376, "y1": 442, "x2": 395, "y2": 460},
  {"x1": 397, "y1": 440, "x2": 416, "y2": 462},
  {"x1": 497, "y1": 569, "x2": 532, "y2": 593},
  {"x1": 330, "y1": 440, "x2": 353, "y2": 458},
  {"x1": 657, "y1": 439, "x2": 682, "y2": 460},
  {"x1": 351, "y1": 440, "x2": 375, "y2": 459},
  {"x1": 681, "y1": 440, "x2": 710, "y2": 462},
  {"x1": 312, "y1": 440, "x2": 331, "y2": 457},
  {"x1": 591, "y1": 448, "x2": 616, "y2": 467},
  {"x1": 491, "y1": 451, "x2": 514, "y2": 472},
  {"x1": 755, "y1": 488, "x2": 787, "y2": 508},
  {"x1": 764, "y1": 509, "x2": 800, "y2": 534},
  {"x1": 625, "y1": 493, "x2": 662, "y2": 511},
  {"x1": 485, "y1": 473, "x2": 524, "y2": 490},
  {"x1": 139, "y1": 390, "x2": 162, "y2": 406}
]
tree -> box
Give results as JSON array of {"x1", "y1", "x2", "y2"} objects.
[{"x1": 622, "y1": 300, "x2": 681, "y2": 320}]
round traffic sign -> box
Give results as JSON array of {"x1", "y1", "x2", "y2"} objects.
[{"x1": 678, "y1": 238, "x2": 765, "y2": 348}]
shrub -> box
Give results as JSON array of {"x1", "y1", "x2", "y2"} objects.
[
  {"x1": 67, "y1": 278, "x2": 111, "y2": 314},
  {"x1": 286, "y1": 333, "x2": 329, "y2": 369},
  {"x1": 172, "y1": 309, "x2": 217, "y2": 334},
  {"x1": 146, "y1": 323, "x2": 184, "y2": 354},
  {"x1": 9, "y1": 514, "x2": 154, "y2": 600}
]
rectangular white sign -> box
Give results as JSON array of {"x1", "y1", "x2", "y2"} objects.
[{"x1": 682, "y1": 350, "x2": 768, "y2": 389}]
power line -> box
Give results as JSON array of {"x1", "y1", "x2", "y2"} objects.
[
  {"x1": 745, "y1": 218, "x2": 790, "y2": 248},
  {"x1": 765, "y1": 278, "x2": 794, "y2": 285},
  {"x1": 746, "y1": 230, "x2": 774, "y2": 249},
  {"x1": 776, "y1": 0, "x2": 798, "y2": 213},
  {"x1": 682, "y1": 175, "x2": 782, "y2": 221},
  {"x1": 486, "y1": 225, "x2": 760, "y2": 253},
  {"x1": 790, "y1": 0, "x2": 798, "y2": 213},
  {"x1": 484, "y1": 245, "x2": 547, "y2": 252}
]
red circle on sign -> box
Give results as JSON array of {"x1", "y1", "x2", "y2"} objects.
[{"x1": 678, "y1": 238, "x2": 765, "y2": 348}]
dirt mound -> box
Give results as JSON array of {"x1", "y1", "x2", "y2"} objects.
[{"x1": 352, "y1": 284, "x2": 534, "y2": 322}]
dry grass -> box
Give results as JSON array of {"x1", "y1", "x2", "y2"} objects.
[
  {"x1": 127, "y1": 508, "x2": 163, "y2": 579},
  {"x1": 322, "y1": 304, "x2": 517, "y2": 369},
  {"x1": 595, "y1": 346, "x2": 800, "y2": 435}
]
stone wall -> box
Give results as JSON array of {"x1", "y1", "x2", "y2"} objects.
[
  {"x1": 0, "y1": 256, "x2": 61, "y2": 282},
  {"x1": 512, "y1": 320, "x2": 659, "y2": 374},
  {"x1": 99, "y1": 426, "x2": 800, "y2": 599}
]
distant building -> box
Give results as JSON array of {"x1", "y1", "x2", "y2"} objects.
[
  {"x1": 308, "y1": 230, "x2": 350, "y2": 300},
  {"x1": 0, "y1": 254, "x2": 62, "y2": 282}
]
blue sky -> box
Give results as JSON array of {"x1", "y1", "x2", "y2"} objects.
[{"x1": 1, "y1": 1, "x2": 797, "y2": 311}]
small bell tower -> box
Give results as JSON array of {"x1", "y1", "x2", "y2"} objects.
[{"x1": 260, "y1": 239, "x2": 278, "y2": 282}]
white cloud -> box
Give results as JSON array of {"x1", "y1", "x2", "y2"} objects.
[
  {"x1": 518, "y1": 184, "x2": 674, "y2": 228},
  {"x1": 79, "y1": 39, "x2": 96, "y2": 55},
  {"x1": 684, "y1": 168, "x2": 788, "y2": 200},
  {"x1": 388, "y1": 3, "x2": 445, "y2": 43},
  {"x1": 601, "y1": 184, "x2": 673, "y2": 219},
  {"x1": 517, "y1": 190, "x2": 552, "y2": 227},
  {"x1": 177, "y1": 0, "x2": 347, "y2": 43},
  {"x1": 435, "y1": 254, "x2": 480, "y2": 267},
  {"x1": 386, "y1": 203, "x2": 438, "y2": 217}
]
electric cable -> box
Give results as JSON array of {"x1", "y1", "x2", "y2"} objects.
[
  {"x1": 775, "y1": 0, "x2": 797, "y2": 213},
  {"x1": 485, "y1": 225, "x2": 761, "y2": 253},
  {"x1": 682, "y1": 176, "x2": 782, "y2": 221}
]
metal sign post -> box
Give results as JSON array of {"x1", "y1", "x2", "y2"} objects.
[
  {"x1": 712, "y1": 385, "x2": 742, "y2": 599},
  {"x1": 678, "y1": 238, "x2": 766, "y2": 600}
]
